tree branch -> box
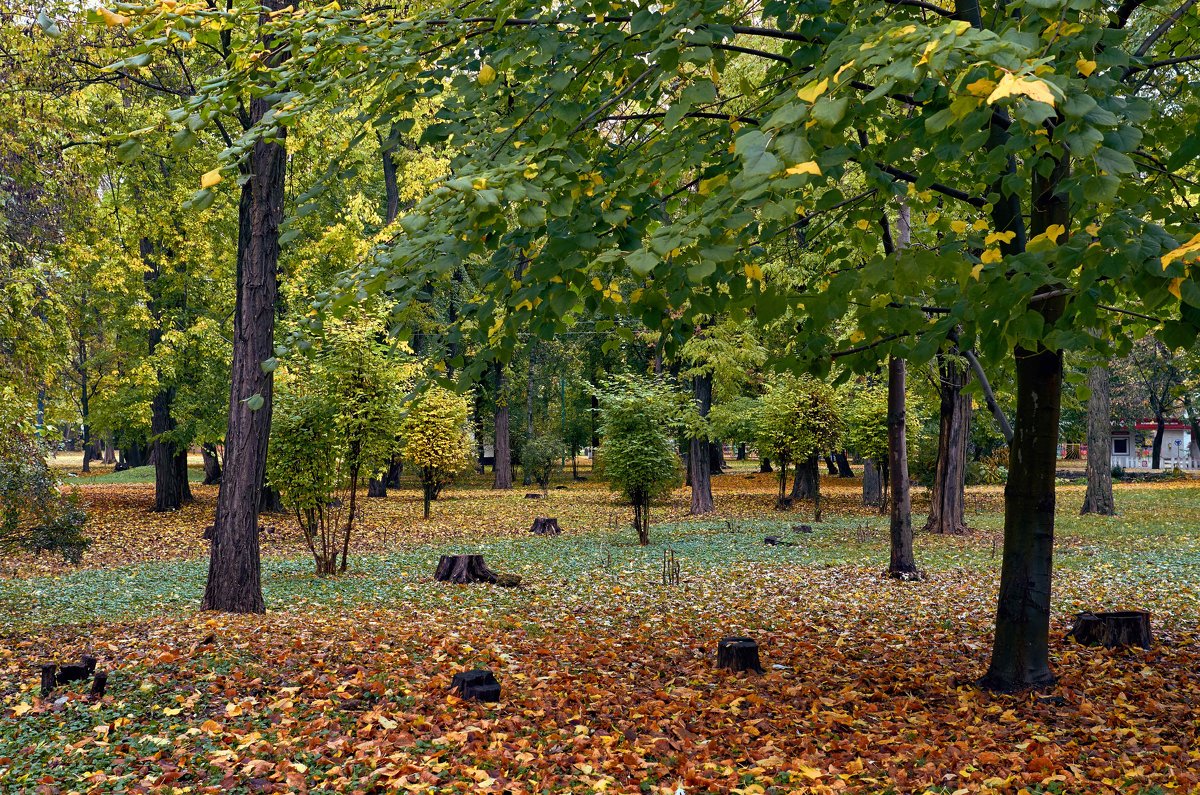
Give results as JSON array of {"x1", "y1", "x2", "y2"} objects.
[
  {"x1": 884, "y1": 0, "x2": 956, "y2": 16},
  {"x1": 964, "y1": 349, "x2": 1014, "y2": 443}
]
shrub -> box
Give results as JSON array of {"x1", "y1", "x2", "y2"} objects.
[
  {"x1": 755, "y1": 374, "x2": 842, "y2": 504},
  {"x1": 521, "y1": 433, "x2": 564, "y2": 494},
  {"x1": 596, "y1": 375, "x2": 685, "y2": 545},
  {"x1": 967, "y1": 447, "x2": 1009, "y2": 486},
  {"x1": 399, "y1": 386, "x2": 474, "y2": 518},
  {"x1": 0, "y1": 428, "x2": 89, "y2": 564},
  {"x1": 1111, "y1": 464, "x2": 1126, "y2": 479}
]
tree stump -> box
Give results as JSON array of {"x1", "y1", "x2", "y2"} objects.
[
  {"x1": 450, "y1": 669, "x2": 501, "y2": 702},
  {"x1": 435, "y1": 555, "x2": 499, "y2": 584},
  {"x1": 40, "y1": 664, "x2": 56, "y2": 697},
  {"x1": 792, "y1": 524, "x2": 814, "y2": 534},
  {"x1": 529, "y1": 517, "x2": 562, "y2": 536},
  {"x1": 1067, "y1": 610, "x2": 1153, "y2": 649},
  {"x1": 764, "y1": 536, "x2": 795, "y2": 547},
  {"x1": 524, "y1": 492, "x2": 543, "y2": 499},
  {"x1": 56, "y1": 662, "x2": 89, "y2": 685},
  {"x1": 716, "y1": 636, "x2": 764, "y2": 674},
  {"x1": 90, "y1": 672, "x2": 108, "y2": 698},
  {"x1": 82, "y1": 655, "x2": 97, "y2": 675}
]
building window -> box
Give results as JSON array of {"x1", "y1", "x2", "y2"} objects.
[{"x1": 1113, "y1": 438, "x2": 1129, "y2": 455}]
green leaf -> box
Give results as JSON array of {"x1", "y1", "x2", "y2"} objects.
[
  {"x1": 245, "y1": 393, "x2": 265, "y2": 411},
  {"x1": 36, "y1": 10, "x2": 61, "y2": 37}
]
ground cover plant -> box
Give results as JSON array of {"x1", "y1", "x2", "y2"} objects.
[{"x1": 2, "y1": 466, "x2": 1197, "y2": 794}]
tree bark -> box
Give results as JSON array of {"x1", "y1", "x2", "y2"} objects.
[
  {"x1": 1151, "y1": 413, "x2": 1165, "y2": 469},
  {"x1": 925, "y1": 348, "x2": 971, "y2": 535},
  {"x1": 835, "y1": 451, "x2": 853, "y2": 477},
  {"x1": 522, "y1": 351, "x2": 535, "y2": 486},
  {"x1": 689, "y1": 372, "x2": 715, "y2": 514},
  {"x1": 791, "y1": 456, "x2": 818, "y2": 501},
  {"x1": 964, "y1": 349, "x2": 1014, "y2": 444},
  {"x1": 380, "y1": 127, "x2": 401, "y2": 225},
  {"x1": 980, "y1": 152, "x2": 1069, "y2": 693},
  {"x1": 201, "y1": 16, "x2": 290, "y2": 612},
  {"x1": 151, "y1": 383, "x2": 184, "y2": 512},
  {"x1": 367, "y1": 475, "x2": 387, "y2": 498},
  {"x1": 1081, "y1": 365, "x2": 1115, "y2": 515},
  {"x1": 887, "y1": 355, "x2": 919, "y2": 578},
  {"x1": 201, "y1": 443, "x2": 222, "y2": 485},
  {"x1": 493, "y1": 362, "x2": 512, "y2": 489},
  {"x1": 863, "y1": 459, "x2": 884, "y2": 508},
  {"x1": 759, "y1": 457, "x2": 772, "y2": 473}
]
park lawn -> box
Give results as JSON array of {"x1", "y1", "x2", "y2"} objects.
[{"x1": 1, "y1": 472, "x2": 1197, "y2": 794}]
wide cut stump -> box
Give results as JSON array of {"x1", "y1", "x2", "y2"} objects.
[
  {"x1": 717, "y1": 636, "x2": 764, "y2": 674},
  {"x1": 435, "y1": 555, "x2": 499, "y2": 584},
  {"x1": 529, "y1": 517, "x2": 562, "y2": 536},
  {"x1": 1067, "y1": 610, "x2": 1153, "y2": 649},
  {"x1": 451, "y1": 669, "x2": 501, "y2": 702}
]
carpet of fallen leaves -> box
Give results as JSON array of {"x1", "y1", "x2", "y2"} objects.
[{"x1": 2, "y1": 463, "x2": 1198, "y2": 794}]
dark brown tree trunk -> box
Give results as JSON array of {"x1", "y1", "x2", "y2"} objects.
[
  {"x1": 80, "y1": 357, "x2": 91, "y2": 474},
  {"x1": 925, "y1": 348, "x2": 971, "y2": 535},
  {"x1": 887, "y1": 355, "x2": 919, "y2": 579},
  {"x1": 493, "y1": 362, "x2": 512, "y2": 489},
  {"x1": 522, "y1": 351, "x2": 535, "y2": 486},
  {"x1": 435, "y1": 554, "x2": 499, "y2": 584},
  {"x1": 824, "y1": 455, "x2": 837, "y2": 475},
  {"x1": 1151, "y1": 413, "x2": 1165, "y2": 469},
  {"x1": 710, "y1": 439, "x2": 725, "y2": 474},
  {"x1": 760, "y1": 457, "x2": 772, "y2": 473},
  {"x1": 981, "y1": 151, "x2": 1069, "y2": 693},
  {"x1": 1081, "y1": 365, "x2": 1115, "y2": 515},
  {"x1": 792, "y1": 455, "x2": 818, "y2": 500},
  {"x1": 1066, "y1": 610, "x2": 1152, "y2": 649},
  {"x1": 689, "y1": 372, "x2": 714, "y2": 514},
  {"x1": 151, "y1": 384, "x2": 184, "y2": 512},
  {"x1": 835, "y1": 451, "x2": 853, "y2": 477},
  {"x1": 367, "y1": 475, "x2": 387, "y2": 498},
  {"x1": 737, "y1": 442, "x2": 746, "y2": 461},
  {"x1": 201, "y1": 443, "x2": 222, "y2": 485},
  {"x1": 380, "y1": 128, "x2": 400, "y2": 225},
  {"x1": 863, "y1": 459, "x2": 884, "y2": 507},
  {"x1": 201, "y1": 21, "x2": 290, "y2": 612},
  {"x1": 102, "y1": 433, "x2": 115, "y2": 465},
  {"x1": 177, "y1": 450, "x2": 193, "y2": 503}
]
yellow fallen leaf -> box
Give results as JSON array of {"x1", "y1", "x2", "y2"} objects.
[
  {"x1": 162, "y1": 707, "x2": 183, "y2": 716},
  {"x1": 11, "y1": 702, "x2": 31, "y2": 716}
]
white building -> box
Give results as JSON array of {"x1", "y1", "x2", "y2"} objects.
[{"x1": 1109, "y1": 419, "x2": 1198, "y2": 469}]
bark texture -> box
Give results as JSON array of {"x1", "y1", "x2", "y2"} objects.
[
  {"x1": 689, "y1": 372, "x2": 715, "y2": 514},
  {"x1": 1081, "y1": 365, "x2": 1115, "y2": 515},
  {"x1": 201, "y1": 28, "x2": 289, "y2": 612},
  {"x1": 887, "y1": 355, "x2": 919, "y2": 578},
  {"x1": 925, "y1": 349, "x2": 971, "y2": 535},
  {"x1": 493, "y1": 362, "x2": 512, "y2": 489}
]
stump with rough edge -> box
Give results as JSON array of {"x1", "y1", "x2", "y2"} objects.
[
  {"x1": 716, "y1": 636, "x2": 764, "y2": 674},
  {"x1": 90, "y1": 671, "x2": 108, "y2": 698},
  {"x1": 435, "y1": 555, "x2": 522, "y2": 587},
  {"x1": 530, "y1": 517, "x2": 562, "y2": 536},
  {"x1": 40, "y1": 664, "x2": 56, "y2": 697},
  {"x1": 56, "y1": 662, "x2": 89, "y2": 685},
  {"x1": 1067, "y1": 610, "x2": 1153, "y2": 649},
  {"x1": 451, "y1": 669, "x2": 501, "y2": 702},
  {"x1": 524, "y1": 492, "x2": 543, "y2": 499}
]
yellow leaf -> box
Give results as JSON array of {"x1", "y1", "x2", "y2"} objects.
[
  {"x1": 377, "y1": 715, "x2": 398, "y2": 730},
  {"x1": 855, "y1": 219, "x2": 870, "y2": 231},
  {"x1": 925, "y1": 212, "x2": 940, "y2": 225},
  {"x1": 785, "y1": 161, "x2": 821, "y2": 176},
  {"x1": 11, "y1": 702, "x2": 31, "y2": 716},
  {"x1": 523, "y1": 165, "x2": 538, "y2": 179},
  {"x1": 1077, "y1": 57, "x2": 1097, "y2": 77},
  {"x1": 797, "y1": 78, "x2": 829, "y2": 103},
  {"x1": 981, "y1": 247, "x2": 1002, "y2": 263},
  {"x1": 971, "y1": 263, "x2": 984, "y2": 280},
  {"x1": 849, "y1": 330, "x2": 866, "y2": 343},
  {"x1": 798, "y1": 765, "x2": 824, "y2": 780},
  {"x1": 985, "y1": 231, "x2": 1016, "y2": 245},
  {"x1": 966, "y1": 77, "x2": 997, "y2": 97},
  {"x1": 591, "y1": 277, "x2": 604, "y2": 291},
  {"x1": 162, "y1": 707, "x2": 183, "y2": 716},
  {"x1": 201, "y1": 169, "x2": 222, "y2": 189},
  {"x1": 472, "y1": 177, "x2": 488, "y2": 190},
  {"x1": 478, "y1": 63, "x2": 497, "y2": 85},
  {"x1": 200, "y1": 719, "x2": 222, "y2": 733},
  {"x1": 951, "y1": 220, "x2": 969, "y2": 234},
  {"x1": 1086, "y1": 222, "x2": 1100, "y2": 236},
  {"x1": 972, "y1": 219, "x2": 989, "y2": 231},
  {"x1": 1161, "y1": 232, "x2": 1200, "y2": 269},
  {"x1": 1043, "y1": 223, "x2": 1066, "y2": 243},
  {"x1": 225, "y1": 701, "x2": 243, "y2": 716},
  {"x1": 698, "y1": 174, "x2": 728, "y2": 195},
  {"x1": 986, "y1": 73, "x2": 1056, "y2": 107},
  {"x1": 834, "y1": 60, "x2": 856, "y2": 84},
  {"x1": 917, "y1": 39, "x2": 940, "y2": 67},
  {"x1": 98, "y1": 6, "x2": 130, "y2": 26}
]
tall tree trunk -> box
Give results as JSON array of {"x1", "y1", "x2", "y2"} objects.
[
  {"x1": 201, "y1": 27, "x2": 290, "y2": 612},
  {"x1": 887, "y1": 355, "x2": 919, "y2": 578},
  {"x1": 737, "y1": 442, "x2": 746, "y2": 461},
  {"x1": 102, "y1": 432, "x2": 116, "y2": 465},
  {"x1": 176, "y1": 450, "x2": 193, "y2": 503},
  {"x1": 1151, "y1": 413, "x2": 1165, "y2": 469},
  {"x1": 1081, "y1": 365, "x2": 1115, "y2": 515},
  {"x1": 151, "y1": 383, "x2": 184, "y2": 512},
  {"x1": 522, "y1": 351, "x2": 535, "y2": 486},
  {"x1": 925, "y1": 348, "x2": 971, "y2": 535},
  {"x1": 835, "y1": 450, "x2": 853, "y2": 477},
  {"x1": 493, "y1": 362, "x2": 512, "y2": 489},
  {"x1": 689, "y1": 372, "x2": 714, "y2": 514},
  {"x1": 792, "y1": 456, "x2": 819, "y2": 501},
  {"x1": 80, "y1": 352, "x2": 91, "y2": 474},
  {"x1": 980, "y1": 150, "x2": 1069, "y2": 692},
  {"x1": 863, "y1": 459, "x2": 884, "y2": 507},
  {"x1": 760, "y1": 457, "x2": 772, "y2": 473},
  {"x1": 380, "y1": 128, "x2": 400, "y2": 225},
  {"x1": 201, "y1": 443, "x2": 222, "y2": 485}
]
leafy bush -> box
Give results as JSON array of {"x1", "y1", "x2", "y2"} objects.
[
  {"x1": 521, "y1": 433, "x2": 564, "y2": 494},
  {"x1": 596, "y1": 375, "x2": 685, "y2": 545},
  {"x1": 0, "y1": 429, "x2": 89, "y2": 564},
  {"x1": 756, "y1": 374, "x2": 841, "y2": 503},
  {"x1": 967, "y1": 448, "x2": 1009, "y2": 486},
  {"x1": 399, "y1": 385, "x2": 474, "y2": 518},
  {"x1": 1111, "y1": 465, "x2": 1126, "y2": 479}
]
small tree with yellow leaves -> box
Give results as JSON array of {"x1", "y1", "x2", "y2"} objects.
[{"x1": 399, "y1": 386, "x2": 474, "y2": 518}]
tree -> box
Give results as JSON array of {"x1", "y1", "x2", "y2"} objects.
[
  {"x1": 596, "y1": 376, "x2": 684, "y2": 546},
  {"x1": 492, "y1": 362, "x2": 512, "y2": 489},
  {"x1": 1081, "y1": 364, "x2": 1115, "y2": 515},
  {"x1": 1124, "y1": 338, "x2": 1186, "y2": 469},
  {"x1": 0, "y1": 391, "x2": 89, "y2": 564},
  {"x1": 521, "y1": 432, "x2": 563, "y2": 495},
  {"x1": 755, "y1": 374, "x2": 841, "y2": 518},
  {"x1": 399, "y1": 386, "x2": 474, "y2": 519},
  {"x1": 925, "y1": 346, "x2": 971, "y2": 535},
  {"x1": 843, "y1": 383, "x2": 889, "y2": 509},
  {"x1": 268, "y1": 320, "x2": 403, "y2": 574}
]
